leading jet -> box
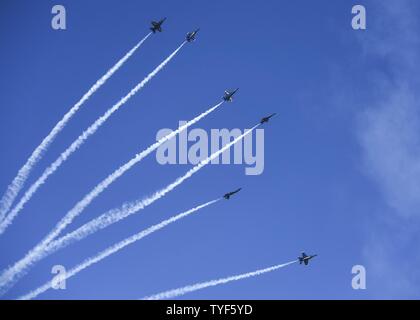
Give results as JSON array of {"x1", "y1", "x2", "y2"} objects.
[
  {"x1": 298, "y1": 252, "x2": 317, "y2": 265},
  {"x1": 186, "y1": 28, "x2": 200, "y2": 42},
  {"x1": 223, "y1": 88, "x2": 239, "y2": 102},
  {"x1": 150, "y1": 18, "x2": 166, "y2": 33},
  {"x1": 260, "y1": 113, "x2": 276, "y2": 124},
  {"x1": 223, "y1": 188, "x2": 242, "y2": 200}
]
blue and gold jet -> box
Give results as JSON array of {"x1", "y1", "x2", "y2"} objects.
[
  {"x1": 260, "y1": 113, "x2": 276, "y2": 124},
  {"x1": 186, "y1": 28, "x2": 200, "y2": 42},
  {"x1": 223, "y1": 188, "x2": 242, "y2": 200},
  {"x1": 150, "y1": 18, "x2": 166, "y2": 33},
  {"x1": 223, "y1": 88, "x2": 239, "y2": 102},
  {"x1": 298, "y1": 252, "x2": 318, "y2": 265}
]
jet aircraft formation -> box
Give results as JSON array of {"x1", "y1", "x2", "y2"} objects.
[
  {"x1": 0, "y1": 17, "x2": 317, "y2": 300},
  {"x1": 149, "y1": 17, "x2": 318, "y2": 269}
]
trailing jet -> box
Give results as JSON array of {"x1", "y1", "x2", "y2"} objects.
[
  {"x1": 298, "y1": 252, "x2": 317, "y2": 265},
  {"x1": 223, "y1": 188, "x2": 242, "y2": 200},
  {"x1": 260, "y1": 113, "x2": 276, "y2": 124},
  {"x1": 150, "y1": 18, "x2": 166, "y2": 33},
  {"x1": 186, "y1": 28, "x2": 200, "y2": 42},
  {"x1": 223, "y1": 89, "x2": 239, "y2": 102}
]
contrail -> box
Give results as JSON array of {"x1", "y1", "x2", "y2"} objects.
[
  {"x1": 0, "y1": 32, "x2": 152, "y2": 223},
  {"x1": 0, "y1": 123, "x2": 259, "y2": 295},
  {"x1": 7, "y1": 101, "x2": 223, "y2": 267},
  {"x1": 18, "y1": 199, "x2": 220, "y2": 300},
  {"x1": 0, "y1": 40, "x2": 186, "y2": 236},
  {"x1": 46, "y1": 124, "x2": 260, "y2": 254},
  {"x1": 142, "y1": 260, "x2": 298, "y2": 300},
  {"x1": 41, "y1": 100, "x2": 223, "y2": 245}
]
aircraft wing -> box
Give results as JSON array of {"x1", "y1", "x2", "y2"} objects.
[{"x1": 304, "y1": 260, "x2": 308, "y2": 265}]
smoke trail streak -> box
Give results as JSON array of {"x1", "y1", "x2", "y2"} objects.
[
  {"x1": 0, "y1": 33, "x2": 152, "y2": 223},
  {"x1": 143, "y1": 260, "x2": 298, "y2": 300},
  {"x1": 0, "y1": 122, "x2": 257, "y2": 295},
  {"x1": 0, "y1": 41, "x2": 186, "y2": 236},
  {"x1": 18, "y1": 101, "x2": 223, "y2": 264},
  {"x1": 42, "y1": 101, "x2": 223, "y2": 244},
  {"x1": 18, "y1": 199, "x2": 220, "y2": 300},
  {"x1": 47, "y1": 124, "x2": 260, "y2": 254}
]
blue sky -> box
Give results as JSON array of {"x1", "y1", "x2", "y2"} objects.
[{"x1": 0, "y1": 0, "x2": 419, "y2": 299}]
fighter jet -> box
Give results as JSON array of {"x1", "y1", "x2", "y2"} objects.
[
  {"x1": 260, "y1": 113, "x2": 276, "y2": 124},
  {"x1": 150, "y1": 18, "x2": 166, "y2": 33},
  {"x1": 223, "y1": 89, "x2": 239, "y2": 102},
  {"x1": 186, "y1": 28, "x2": 200, "y2": 42},
  {"x1": 298, "y1": 252, "x2": 317, "y2": 265},
  {"x1": 223, "y1": 188, "x2": 242, "y2": 200}
]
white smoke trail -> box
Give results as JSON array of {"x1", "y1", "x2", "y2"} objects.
[
  {"x1": 18, "y1": 199, "x2": 220, "y2": 300},
  {"x1": 0, "y1": 33, "x2": 152, "y2": 223},
  {"x1": 143, "y1": 260, "x2": 298, "y2": 300},
  {"x1": 41, "y1": 101, "x2": 223, "y2": 244},
  {"x1": 0, "y1": 41, "x2": 186, "y2": 236},
  {"x1": 0, "y1": 122, "x2": 257, "y2": 295},
  {"x1": 15, "y1": 101, "x2": 223, "y2": 264},
  {"x1": 46, "y1": 124, "x2": 260, "y2": 254}
]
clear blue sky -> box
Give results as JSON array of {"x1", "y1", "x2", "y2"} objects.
[{"x1": 1, "y1": 0, "x2": 419, "y2": 299}]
